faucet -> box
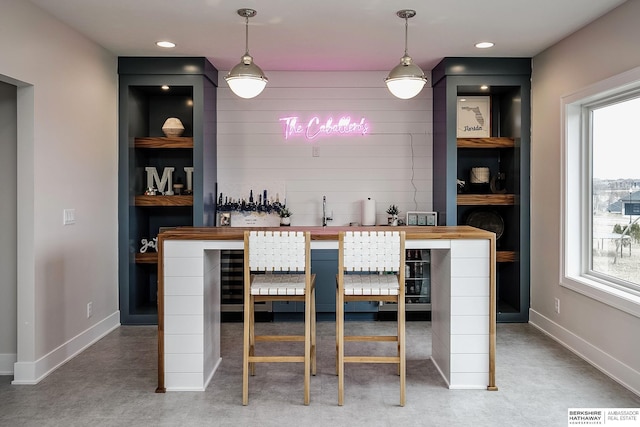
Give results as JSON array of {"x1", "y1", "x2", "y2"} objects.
[{"x1": 322, "y1": 196, "x2": 333, "y2": 227}]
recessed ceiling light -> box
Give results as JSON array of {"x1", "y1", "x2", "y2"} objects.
[
  {"x1": 475, "y1": 42, "x2": 494, "y2": 49},
  {"x1": 480, "y1": 85, "x2": 489, "y2": 90},
  {"x1": 156, "y1": 41, "x2": 176, "y2": 48},
  {"x1": 161, "y1": 85, "x2": 170, "y2": 90}
]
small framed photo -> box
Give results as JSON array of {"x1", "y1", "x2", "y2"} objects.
[
  {"x1": 406, "y1": 211, "x2": 437, "y2": 226},
  {"x1": 457, "y1": 96, "x2": 490, "y2": 138},
  {"x1": 407, "y1": 212, "x2": 418, "y2": 226},
  {"x1": 218, "y1": 212, "x2": 231, "y2": 227}
]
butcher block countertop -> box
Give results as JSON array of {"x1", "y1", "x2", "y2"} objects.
[{"x1": 158, "y1": 225, "x2": 495, "y2": 241}]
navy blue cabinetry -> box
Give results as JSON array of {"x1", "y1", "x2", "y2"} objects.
[
  {"x1": 432, "y1": 57, "x2": 531, "y2": 322},
  {"x1": 311, "y1": 250, "x2": 339, "y2": 313},
  {"x1": 118, "y1": 57, "x2": 218, "y2": 325}
]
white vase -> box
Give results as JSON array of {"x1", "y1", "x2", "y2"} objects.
[
  {"x1": 280, "y1": 217, "x2": 291, "y2": 226},
  {"x1": 162, "y1": 117, "x2": 185, "y2": 137}
]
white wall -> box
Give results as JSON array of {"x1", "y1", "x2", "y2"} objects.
[
  {"x1": 0, "y1": 81, "x2": 17, "y2": 374},
  {"x1": 217, "y1": 71, "x2": 433, "y2": 226},
  {"x1": 0, "y1": 0, "x2": 119, "y2": 381},
  {"x1": 531, "y1": 0, "x2": 640, "y2": 395}
]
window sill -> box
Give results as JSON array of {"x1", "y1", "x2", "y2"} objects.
[{"x1": 561, "y1": 274, "x2": 640, "y2": 318}]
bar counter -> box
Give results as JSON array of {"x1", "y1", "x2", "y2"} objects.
[{"x1": 156, "y1": 226, "x2": 497, "y2": 393}]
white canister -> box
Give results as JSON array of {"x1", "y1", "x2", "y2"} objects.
[{"x1": 362, "y1": 198, "x2": 376, "y2": 226}]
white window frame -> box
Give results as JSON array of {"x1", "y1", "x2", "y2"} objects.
[{"x1": 561, "y1": 66, "x2": 640, "y2": 319}]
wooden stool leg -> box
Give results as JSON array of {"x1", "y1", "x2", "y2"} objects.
[
  {"x1": 242, "y1": 293, "x2": 251, "y2": 405},
  {"x1": 335, "y1": 288, "x2": 339, "y2": 376},
  {"x1": 304, "y1": 289, "x2": 311, "y2": 405},
  {"x1": 311, "y1": 288, "x2": 317, "y2": 376},
  {"x1": 337, "y1": 289, "x2": 345, "y2": 406},
  {"x1": 397, "y1": 309, "x2": 401, "y2": 376},
  {"x1": 336, "y1": 288, "x2": 340, "y2": 376},
  {"x1": 249, "y1": 295, "x2": 256, "y2": 376},
  {"x1": 399, "y1": 296, "x2": 406, "y2": 407}
]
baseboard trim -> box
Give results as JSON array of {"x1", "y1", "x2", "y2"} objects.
[
  {"x1": 12, "y1": 311, "x2": 120, "y2": 385},
  {"x1": 0, "y1": 353, "x2": 17, "y2": 375},
  {"x1": 529, "y1": 308, "x2": 640, "y2": 397}
]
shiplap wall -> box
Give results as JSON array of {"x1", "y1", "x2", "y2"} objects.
[{"x1": 217, "y1": 71, "x2": 433, "y2": 226}]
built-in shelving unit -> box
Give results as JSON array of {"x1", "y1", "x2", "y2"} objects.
[
  {"x1": 118, "y1": 57, "x2": 218, "y2": 325},
  {"x1": 457, "y1": 137, "x2": 519, "y2": 267},
  {"x1": 432, "y1": 57, "x2": 531, "y2": 322}
]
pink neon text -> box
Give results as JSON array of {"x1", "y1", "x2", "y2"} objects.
[{"x1": 279, "y1": 116, "x2": 369, "y2": 140}]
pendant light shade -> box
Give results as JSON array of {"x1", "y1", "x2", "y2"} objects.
[
  {"x1": 226, "y1": 53, "x2": 268, "y2": 99},
  {"x1": 225, "y1": 9, "x2": 268, "y2": 99},
  {"x1": 385, "y1": 10, "x2": 427, "y2": 100}
]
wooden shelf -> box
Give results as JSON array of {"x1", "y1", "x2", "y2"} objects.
[
  {"x1": 135, "y1": 195, "x2": 193, "y2": 206},
  {"x1": 134, "y1": 136, "x2": 193, "y2": 149},
  {"x1": 136, "y1": 253, "x2": 158, "y2": 264},
  {"x1": 457, "y1": 194, "x2": 515, "y2": 205},
  {"x1": 457, "y1": 137, "x2": 514, "y2": 148},
  {"x1": 496, "y1": 251, "x2": 518, "y2": 263}
]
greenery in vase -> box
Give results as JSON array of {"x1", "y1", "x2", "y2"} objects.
[
  {"x1": 279, "y1": 207, "x2": 292, "y2": 218},
  {"x1": 386, "y1": 204, "x2": 399, "y2": 216}
]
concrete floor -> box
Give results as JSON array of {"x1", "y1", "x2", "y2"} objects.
[{"x1": 1, "y1": 321, "x2": 638, "y2": 426}]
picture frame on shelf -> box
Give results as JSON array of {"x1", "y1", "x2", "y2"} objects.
[
  {"x1": 457, "y1": 96, "x2": 490, "y2": 138},
  {"x1": 406, "y1": 211, "x2": 437, "y2": 226},
  {"x1": 218, "y1": 212, "x2": 231, "y2": 226}
]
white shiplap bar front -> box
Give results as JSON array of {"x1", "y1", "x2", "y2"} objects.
[
  {"x1": 156, "y1": 226, "x2": 496, "y2": 393},
  {"x1": 162, "y1": 240, "x2": 243, "y2": 391}
]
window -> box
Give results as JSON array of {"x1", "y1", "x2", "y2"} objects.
[
  {"x1": 591, "y1": 97, "x2": 640, "y2": 289},
  {"x1": 562, "y1": 66, "x2": 640, "y2": 317}
]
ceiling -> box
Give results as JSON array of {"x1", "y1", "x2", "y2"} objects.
[{"x1": 28, "y1": 0, "x2": 627, "y2": 73}]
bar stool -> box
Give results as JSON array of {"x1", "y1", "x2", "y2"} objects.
[
  {"x1": 336, "y1": 230, "x2": 406, "y2": 406},
  {"x1": 242, "y1": 230, "x2": 316, "y2": 405}
]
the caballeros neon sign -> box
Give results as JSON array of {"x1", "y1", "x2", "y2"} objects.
[{"x1": 279, "y1": 116, "x2": 370, "y2": 140}]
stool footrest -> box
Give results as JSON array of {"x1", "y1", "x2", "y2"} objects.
[
  {"x1": 344, "y1": 356, "x2": 400, "y2": 364},
  {"x1": 255, "y1": 335, "x2": 305, "y2": 342},
  {"x1": 344, "y1": 335, "x2": 398, "y2": 342},
  {"x1": 249, "y1": 355, "x2": 305, "y2": 363}
]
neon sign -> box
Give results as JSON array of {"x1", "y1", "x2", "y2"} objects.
[{"x1": 279, "y1": 116, "x2": 370, "y2": 140}]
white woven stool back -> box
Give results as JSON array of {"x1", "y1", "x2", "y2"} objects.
[
  {"x1": 342, "y1": 231, "x2": 401, "y2": 272},
  {"x1": 248, "y1": 230, "x2": 306, "y2": 272}
]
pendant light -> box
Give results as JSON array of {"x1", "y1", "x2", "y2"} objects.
[
  {"x1": 385, "y1": 9, "x2": 427, "y2": 100},
  {"x1": 225, "y1": 8, "x2": 268, "y2": 99}
]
